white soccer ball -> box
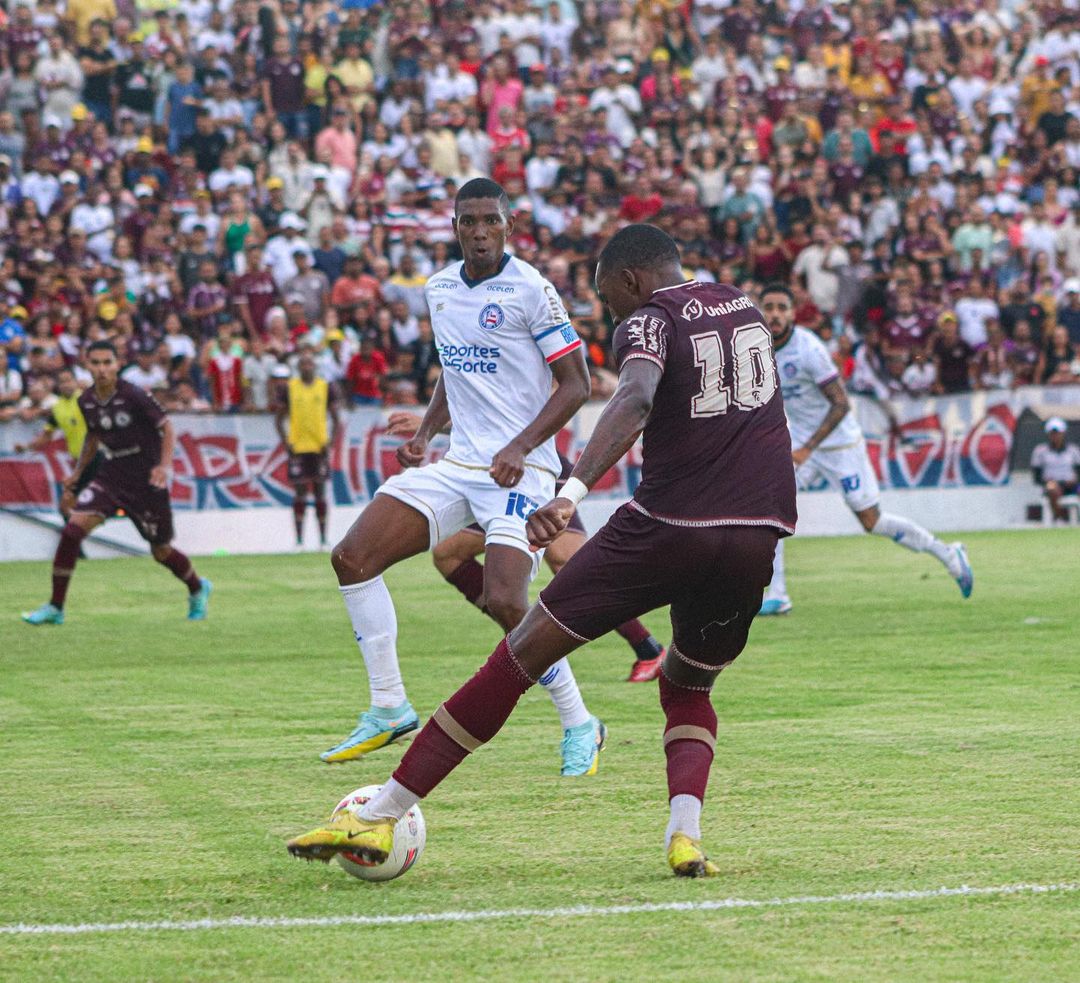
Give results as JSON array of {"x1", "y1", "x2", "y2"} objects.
[{"x1": 332, "y1": 785, "x2": 426, "y2": 882}]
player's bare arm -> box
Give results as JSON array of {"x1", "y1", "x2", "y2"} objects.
[
  {"x1": 527, "y1": 358, "x2": 660, "y2": 549},
  {"x1": 397, "y1": 374, "x2": 451, "y2": 469},
  {"x1": 490, "y1": 348, "x2": 590, "y2": 489},
  {"x1": 274, "y1": 392, "x2": 291, "y2": 451},
  {"x1": 794, "y1": 377, "x2": 849, "y2": 466},
  {"x1": 150, "y1": 418, "x2": 175, "y2": 489},
  {"x1": 62, "y1": 433, "x2": 101, "y2": 493}
]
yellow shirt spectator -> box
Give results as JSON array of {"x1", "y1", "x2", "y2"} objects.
[
  {"x1": 67, "y1": 0, "x2": 118, "y2": 46},
  {"x1": 333, "y1": 56, "x2": 374, "y2": 112},
  {"x1": 287, "y1": 376, "x2": 330, "y2": 454}
]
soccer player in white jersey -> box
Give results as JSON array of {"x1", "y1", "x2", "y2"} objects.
[
  {"x1": 321, "y1": 179, "x2": 607, "y2": 776},
  {"x1": 758, "y1": 283, "x2": 973, "y2": 614}
]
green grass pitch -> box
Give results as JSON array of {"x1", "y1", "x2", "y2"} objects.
[{"x1": 1, "y1": 529, "x2": 1077, "y2": 981}]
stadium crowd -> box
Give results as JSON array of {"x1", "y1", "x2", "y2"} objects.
[{"x1": 1, "y1": 0, "x2": 1080, "y2": 423}]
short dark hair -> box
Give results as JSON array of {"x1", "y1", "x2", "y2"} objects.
[
  {"x1": 760, "y1": 282, "x2": 794, "y2": 303},
  {"x1": 597, "y1": 223, "x2": 680, "y2": 275},
  {"x1": 455, "y1": 178, "x2": 510, "y2": 216},
  {"x1": 86, "y1": 340, "x2": 117, "y2": 356}
]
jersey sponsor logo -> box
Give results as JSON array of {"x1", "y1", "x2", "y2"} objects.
[
  {"x1": 438, "y1": 343, "x2": 501, "y2": 374},
  {"x1": 680, "y1": 294, "x2": 755, "y2": 321},
  {"x1": 559, "y1": 325, "x2": 576, "y2": 344},
  {"x1": 431, "y1": 280, "x2": 459, "y2": 290},
  {"x1": 485, "y1": 283, "x2": 515, "y2": 294},
  {"x1": 98, "y1": 414, "x2": 113, "y2": 430},
  {"x1": 478, "y1": 303, "x2": 504, "y2": 331},
  {"x1": 840, "y1": 474, "x2": 861, "y2": 493},
  {"x1": 623, "y1": 314, "x2": 667, "y2": 359},
  {"x1": 505, "y1": 490, "x2": 540, "y2": 520}
]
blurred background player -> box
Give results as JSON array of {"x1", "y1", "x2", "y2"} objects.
[
  {"x1": 320, "y1": 179, "x2": 605, "y2": 776},
  {"x1": 1030, "y1": 418, "x2": 1080, "y2": 524},
  {"x1": 758, "y1": 283, "x2": 972, "y2": 616},
  {"x1": 275, "y1": 353, "x2": 341, "y2": 550},
  {"x1": 14, "y1": 366, "x2": 100, "y2": 526},
  {"x1": 387, "y1": 410, "x2": 666, "y2": 682},
  {"x1": 287, "y1": 225, "x2": 796, "y2": 878},
  {"x1": 21, "y1": 341, "x2": 211, "y2": 626}
]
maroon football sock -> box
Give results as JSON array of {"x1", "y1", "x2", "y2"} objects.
[
  {"x1": 659, "y1": 671, "x2": 717, "y2": 801},
  {"x1": 392, "y1": 638, "x2": 535, "y2": 797},
  {"x1": 616, "y1": 619, "x2": 652, "y2": 647},
  {"x1": 160, "y1": 547, "x2": 202, "y2": 594},
  {"x1": 314, "y1": 498, "x2": 328, "y2": 542},
  {"x1": 50, "y1": 523, "x2": 88, "y2": 609},
  {"x1": 292, "y1": 497, "x2": 306, "y2": 541},
  {"x1": 445, "y1": 557, "x2": 486, "y2": 610}
]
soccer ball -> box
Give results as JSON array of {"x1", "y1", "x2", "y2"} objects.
[{"x1": 331, "y1": 785, "x2": 426, "y2": 882}]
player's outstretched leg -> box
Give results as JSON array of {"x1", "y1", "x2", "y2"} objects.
[
  {"x1": 21, "y1": 516, "x2": 98, "y2": 625},
  {"x1": 320, "y1": 495, "x2": 431, "y2": 763},
  {"x1": 618, "y1": 620, "x2": 666, "y2": 682},
  {"x1": 485, "y1": 545, "x2": 604, "y2": 777},
  {"x1": 151, "y1": 544, "x2": 211, "y2": 620},
  {"x1": 858, "y1": 506, "x2": 973, "y2": 598},
  {"x1": 287, "y1": 605, "x2": 580, "y2": 863},
  {"x1": 759, "y1": 539, "x2": 791, "y2": 615}
]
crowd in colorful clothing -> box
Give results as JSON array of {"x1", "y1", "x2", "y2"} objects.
[{"x1": 1, "y1": 0, "x2": 1080, "y2": 424}]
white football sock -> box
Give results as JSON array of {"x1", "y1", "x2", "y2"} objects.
[
  {"x1": 537, "y1": 658, "x2": 590, "y2": 729},
  {"x1": 763, "y1": 538, "x2": 788, "y2": 601},
  {"x1": 665, "y1": 794, "x2": 703, "y2": 848},
  {"x1": 358, "y1": 777, "x2": 418, "y2": 822},
  {"x1": 340, "y1": 577, "x2": 407, "y2": 708},
  {"x1": 870, "y1": 512, "x2": 956, "y2": 571}
]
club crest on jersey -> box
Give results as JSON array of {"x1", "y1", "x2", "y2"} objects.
[
  {"x1": 783, "y1": 362, "x2": 798, "y2": 378},
  {"x1": 115, "y1": 411, "x2": 131, "y2": 428},
  {"x1": 478, "y1": 303, "x2": 504, "y2": 331}
]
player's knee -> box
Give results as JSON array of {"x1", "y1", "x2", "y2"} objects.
[
  {"x1": 485, "y1": 592, "x2": 527, "y2": 632},
  {"x1": 331, "y1": 537, "x2": 385, "y2": 584},
  {"x1": 151, "y1": 544, "x2": 172, "y2": 563},
  {"x1": 856, "y1": 506, "x2": 880, "y2": 532}
]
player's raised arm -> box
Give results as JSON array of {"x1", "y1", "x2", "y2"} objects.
[
  {"x1": 527, "y1": 357, "x2": 660, "y2": 549},
  {"x1": 489, "y1": 346, "x2": 590, "y2": 489}
]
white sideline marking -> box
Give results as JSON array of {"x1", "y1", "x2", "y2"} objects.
[{"x1": 1, "y1": 882, "x2": 1075, "y2": 937}]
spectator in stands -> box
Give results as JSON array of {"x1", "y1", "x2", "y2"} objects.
[
  {"x1": 932, "y1": 313, "x2": 973, "y2": 395},
  {"x1": 1031, "y1": 418, "x2": 1080, "y2": 524},
  {"x1": 345, "y1": 334, "x2": 388, "y2": 407},
  {"x1": 1041, "y1": 325, "x2": 1080, "y2": 386}
]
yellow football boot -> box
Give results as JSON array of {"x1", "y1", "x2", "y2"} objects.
[
  {"x1": 286, "y1": 810, "x2": 396, "y2": 865},
  {"x1": 667, "y1": 833, "x2": 721, "y2": 878}
]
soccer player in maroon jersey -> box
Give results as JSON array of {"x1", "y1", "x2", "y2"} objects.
[
  {"x1": 287, "y1": 225, "x2": 797, "y2": 877},
  {"x1": 21, "y1": 341, "x2": 211, "y2": 626}
]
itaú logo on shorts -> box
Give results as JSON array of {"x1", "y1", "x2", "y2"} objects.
[
  {"x1": 505, "y1": 491, "x2": 540, "y2": 519},
  {"x1": 439, "y1": 343, "x2": 501, "y2": 374}
]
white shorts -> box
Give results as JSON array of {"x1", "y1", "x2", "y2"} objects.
[
  {"x1": 797, "y1": 441, "x2": 881, "y2": 513},
  {"x1": 377, "y1": 457, "x2": 555, "y2": 574}
]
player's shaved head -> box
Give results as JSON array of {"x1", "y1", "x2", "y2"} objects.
[
  {"x1": 596, "y1": 224, "x2": 681, "y2": 277},
  {"x1": 454, "y1": 178, "x2": 510, "y2": 217},
  {"x1": 594, "y1": 224, "x2": 684, "y2": 326}
]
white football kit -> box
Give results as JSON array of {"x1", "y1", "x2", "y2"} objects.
[
  {"x1": 775, "y1": 326, "x2": 880, "y2": 512},
  {"x1": 379, "y1": 253, "x2": 583, "y2": 562}
]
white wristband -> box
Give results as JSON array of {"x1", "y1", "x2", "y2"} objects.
[{"x1": 559, "y1": 477, "x2": 589, "y2": 508}]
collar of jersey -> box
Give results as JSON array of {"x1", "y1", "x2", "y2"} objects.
[{"x1": 460, "y1": 253, "x2": 511, "y2": 288}]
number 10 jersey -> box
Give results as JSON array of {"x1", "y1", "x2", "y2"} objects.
[{"x1": 612, "y1": 280, "x2": 797, "y2": 534}]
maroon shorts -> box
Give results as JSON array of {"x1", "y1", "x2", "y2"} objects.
[
  {"x1": 539, "y1": 503, "x2": 778, "y2": 666},
  {"x1": 74, "y1": 477, "x2": 175, "y2": 546},
  {"x1": 288, "y1": 452, "x2": 329, "y2": 483}
]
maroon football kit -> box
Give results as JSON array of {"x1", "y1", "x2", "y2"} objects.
[
  {"x1": 539, "y1": 281, "x2": 797, "y2": 667},
  {"x1": 75, "y1": 381, "x2": 175, "y2": 545}
]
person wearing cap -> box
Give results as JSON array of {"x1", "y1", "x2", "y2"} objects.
[
  {"x1": 265, "y1": 213, "x2": 314, "y2": 288},
  {"x1": 1057, "y1": 279, "x2": 1080, "y2": 346},
  {"x1": 259, "y1": 177, "x2": 289, "y2": 234},
  {"x1": 1031, "y1": 418, "x2": 1080, "y2": 523},
  {"x1": 121, "y1": 338, "x2": 168, "y2": 392}
]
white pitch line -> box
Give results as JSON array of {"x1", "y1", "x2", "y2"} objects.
[{"x1": 1, "y1": 882, "x2": 1076, "y2": 938}]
